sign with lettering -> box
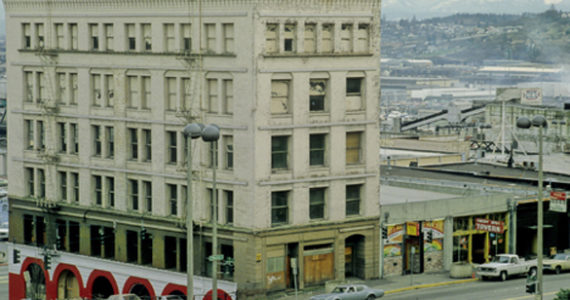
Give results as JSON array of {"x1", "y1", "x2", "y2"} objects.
[
  {"x1": 550, "y1": 191, "x2": 567, "y2": 213},
  {"x1": 520, "y1": 88, "x2": 542, "y2": 106},
  {"x1": 406, "y1": 222, "x2": 419, "y2": 236},
  {"x1": 475, "y1": 218, "x2": 504, "y2": 234}
]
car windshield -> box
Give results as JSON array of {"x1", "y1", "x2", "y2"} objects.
[
  {"x1": 332, "y1": 287, "x2": 347, "y2": 293},
  {"x1": 492, "y1": 256, "x2": 510, "y2": 263},
  {"x1": 552, "y1": 254, "x2": 568, "y2": 260}
]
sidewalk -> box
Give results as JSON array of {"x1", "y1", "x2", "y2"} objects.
[{"x1": 271, "y1": 272, "x2": 477, "y2": 299}]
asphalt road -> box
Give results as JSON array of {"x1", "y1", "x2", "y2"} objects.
[{"x1": 384, "y1": 273, "x2": 570, "y2": 300}]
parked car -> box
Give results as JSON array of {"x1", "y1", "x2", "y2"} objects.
[
  {"x1": 544, "y1": 253, "x2": 570, "y2": 274},
  {"x1": 476, "y1": 254, "x2": 537, "y2": 281},
  {"x1": 309, "y1": 284, "x2": 384, "y2": 300},
  {"x1": 107, "y1": 295, "x2": 141, "y2": 300}
]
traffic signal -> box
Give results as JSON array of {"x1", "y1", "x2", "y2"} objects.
[
  {"x1": 427, "y1": 230, "x2": 433, "y2": 243},
  {"x1": 44, "y1": 254, "x2": 51, "y2": 270},
  {"x1": 382, "y1": 226, "x2": 388, "y2": 239},
  {"x1": 526, "y1": 269, "x2": 537, "y2": 294},
  {"x1": 140, "y1": 227, "x2": 147, "y2": 240},
  {"x1": 13, "y1": 249, "x2": 20, "y2": 264}
]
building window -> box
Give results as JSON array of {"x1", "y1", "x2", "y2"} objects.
[
  {"x1": 127, "y1": 75, "x2": 138, "y2": 108},
  {"x1": 92, "y1": 74, "x2": 102, "y2": 106},
  {"x1": 205, "y1": 23, "x2": 216, "y2": 53},
  {"x1": 126, "y1": 23, "x2": 136, "y2": 50},
  {"x1": 89, "y1": 23, "x2": 99, "y2": 50},
  {"x1": 166, "y1": 77, "x2": 177, "y2": 111},
  {"x1": 91, "y1": 226, "x2": 103, "y2": 257},
  {"x1": 346, "y1": 77, "x2": 364, "y2": 111},
  {"x1": 223, "y1": 79, "x2": 233, "y2": 115},
  {"x1": 309, "y1": 79, "x2": 327, "y2": 111},
  {"x1": 23, "y1": 23, "x2": 31, "y2": 49},
  {"x1": 25, "y1": 120, "x2": 34, "y2": 150},
  {"x1": 271, "y1": 136, "x2": 288, "y2": 169},
  {"x1": 56, "y1": 72, "x2": 67, "y2": 105},
  {"x1": 265, "y1": 24, "x2": 278, "y2": 53},
  {"x1": 129, "y1": 179, "x2": 139, "y2": 211},
  {"x1": 126, "y1": 230, "x2": 138, "y2": 263},
  {"x1": 24, "y1": 120, "x2": 45, "y2": 151},
  {"x1": 340, "y1": 23, "x2": 353, "y2": 52},
  {"x1": 55, "y1": 23, "x2": 64, "y2": 49},
  {"x1": 105, "y1": 74, "x2": 114, "y2": 107},
  {"x1": 309, "y1": 187, "x2": 326, "y2": 219},
  {"x1": 93, "y1": 175, "x2": 102, "y2": 205},
  {"x1": 59, "y1": 171, "x2": 67, "y2": 201},
  {"x1": 36, "y1": 23, "x2": 45, "y2": 48},
  {"x1": 225, "y1": 190, "x2": 233, "y2": 224},
  {"x1": 70, "y1": 123, "x2": 79, "y2": 154},
  {"x1": 356, "y1": 24, "x2": 369, "y2": 52},
  {"x1": 346, "y1": 185, "x2": 361, "y2": 216},
  {"x1": 70, "y1": 73, "x2": 78, "y2": 105},
  {"x1": 182, "y1": 78, "x2": 192, "y2": 111},
  {"x1": 304, "y1": 23, "x2": 316, "y2": 53},
  {"x1": 58, "y1": 122, "x2": 67, "y2": 152},
  {"x1": 164, "y1": 236, "x2": 177, "y2": 269},
  {"x1": 164, "y1": 23, "x2": 175, "y2": 52},
  {"x1": 38, "y1": 169, "x2": 45, "y2": 198},
  {"x1": 271, "y1": 191, "x2": 288, "y2": 226},
  {"x1": 106, "y1": 126, "x2": 114, "y2": 158},
  {"x1": 309, "y1": 134, "x2": 326, "y2": 166},
  {"x1": 223, "y1": 23, "x2": 234, "y2": 53},
  {"x1": 321, "y1": 24, "x2": 334, "y2": 53},
  {"x1": 107, "y1": 177, "x2": 115, "y2": 207},
  {"x1": 207, "y1": 188, "x2": 215, "y2": 222},
  {"x1": 37, "y1": 72, "x2": 45, "y2": 103},
  {"x1": 25, "y1": 167, "x2": 34, "y2": 196},
  {"x1": 37, "y1": 121, "x2": 45, "y2": 150},
  {"x1": 92, "y1": 125, "x2": 102, "y2": 156},
  {"x1": 346, "y1": 132, "x2": 362, "y2": 164},
  {"x1": 167, "y1": 184, "x2": 177, "y2": 216},
  {"x1": 24, "y1": 71, "x2": 33, "y2": 102},
  {"x1": 182, "y1": 23, "x2": 192, "y2": 52},
  {"x1": 141, "y1": 228, "x2": 153, "y2": 265},
  {"x1": 143, "y1": 129, "x2": 152, "y2": 161},
  {"x1": 224, "y1": 135, "x2": 233, "y2": 169},
  {"x1": 142, "y1": 23, "x2": 152, "y2": 51},
  {"x1": 271, "y1": 80, "x2": 290, "y2": 114},
  {"x1": 128, "y1": 128, "x2": 138, "y2": 160},
  {"x1": 167, "y1": 131, "x2": 177, "y2": 164},
  {"x1": 69, "y1": 23, "x2": 78, "y2": 50},
  {"x1": 284, "y1": 23, "x2": 296, "y2": 52},
  {"x1": 144, "y1": 181, "x2": 152, "y2": 213},
  {"x1": 208, "y1": 79, "x2": 218, "y2": 113},
  {"x1": 104, "y1": 24, "x2": 114, "y2": 51},
  {"x1": 71, "y1": 172, "x2": 79, "y2": 202}
]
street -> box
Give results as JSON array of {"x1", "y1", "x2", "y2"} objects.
[{"x1": 384, "y1": 273, "x2": 570, "y2": 300}]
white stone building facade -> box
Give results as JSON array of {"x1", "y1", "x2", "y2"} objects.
[{"x1": 5, "y1": 0, "x2": 381, "y2": 298}]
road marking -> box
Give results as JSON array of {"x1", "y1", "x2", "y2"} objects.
[{"x1": 504, "y1": 291, "x2": 557, "y2": 300}]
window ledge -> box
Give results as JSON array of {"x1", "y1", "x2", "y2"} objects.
[
  {"x1": 19, "y1": 48, "x2": 237, "y2": 58},
  {"x1": 263, "y1": 52, "x2": 373, "y2": 58}
]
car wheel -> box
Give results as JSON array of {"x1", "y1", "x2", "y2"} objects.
[
  {"x1": 555, "y1": 266, "x2": 561, "y2": 275},
  {"x1": 367, "y1": 296, "x2": 375, "y2": 300},
  {"x1": 500, "y1": 271, "x2": 507, "y2": 281},
  {"x1": 481, "y1": 276, "x2": 487, "y2": 281}
]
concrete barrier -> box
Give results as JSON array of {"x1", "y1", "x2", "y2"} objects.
[{"x1": 449, "y1": 262, "x2": 474, "y2": 278}]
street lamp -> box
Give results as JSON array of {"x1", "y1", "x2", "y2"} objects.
[
  {"x1": 516, "y1": 115, "x2": 547, "y2": 300},
  {"x1": 202, "y1": 124, "x2": 220, "y2": 300},
  {"x1": 182, "y1": 123, "x2": 204, "y2": 300}
]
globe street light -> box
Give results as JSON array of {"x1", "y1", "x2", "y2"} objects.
[
  {"x1": 516, "y1": 115, "x2": 547, "y2": 300},
  {"x1": 201, "y1": 124, "x2": 220, "y2": 300},
  {"x1": 182, "y1": 123, "x2": 204, "y2": 300}
]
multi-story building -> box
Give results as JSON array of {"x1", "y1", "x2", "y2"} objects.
[{"x1": 4, "y1": 0, "x2": 381, "y2": 299}]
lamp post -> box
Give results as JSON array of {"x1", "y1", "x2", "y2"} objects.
[
  {"x1": 516, "y1": 115, "x2": 547, "y2": 300},
  {"x1": 202, "y1": 124, "x2": 220, "y2": 300},
  {"x1": 183, "y1": 123, "x2": 204, "y2": 300}
]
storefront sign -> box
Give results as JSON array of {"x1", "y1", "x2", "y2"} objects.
[
  {"x1": 475, "y1": 218, "x2": 504, "y2": 233},
  {"x1": 550, "y1": 191, "x2": 568, "y2": 213},
  {"x1": 520, "y1": 88, "x2": 542, "y2": 106},
  {"x1": 406, "y1": 222, "x2": 419, "y2": 236}
]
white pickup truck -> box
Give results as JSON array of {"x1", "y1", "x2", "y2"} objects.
[{"x1": 476, "y1": 254, "x2": 537, "y2": 281}]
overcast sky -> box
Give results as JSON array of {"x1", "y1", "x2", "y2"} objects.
[{"x1": 383, "y1": 0, "x2": 570, "y2": 20}]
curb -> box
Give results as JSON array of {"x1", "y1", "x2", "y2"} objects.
[{"x1": 384, "y1": 278, "x2": 478, "y2": 295}]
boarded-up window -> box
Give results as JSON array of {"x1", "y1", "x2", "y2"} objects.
[
  {"x1": 340, "y1": 23, "x2": 353, "y2": 52},
  {"x1": 205, "y1": 23, "x2": 216, "y2": 52},
  {"x1": 223, "y1": 79, "x2": 233, "y2": 114},
  {"x1": 164, "y1": 24, "x2": 175, "y2": 51},
  {"x1": 284, "y1": 23, "x2": 296, "y2": 52},
  {"x1": 265, "y1": 24, "x2": 278, "y2": 53},
  {"x1": 208, "y1": 79, "x2": 218, "y2": 113},
  {"x1": 346, "y1": 77, "x2": 363, "y2": 111},
  {"x1": 309, "y1": 79, "x2": 326, "y2": 111},
  {"x1": 223, "y1": 23, "x2": 234, "y2": 53},
  {"x1": 304, "y1": 23, "x2": 316, "y2": 53},
  {"x1": 271, "y1": 80, "x2": 289, "y2": 114},
  {"x1": 166, "y1": 77, "x2": 177, "y2": 111},
  {"x1": 346, "y1": 132, "x2": 362, "y2": 164},
  {"x1": 322, "y1": 24, "x2": 334, "y2": 53},
  {"x1": 267, "y1": 256, "x2": 285, "y2": 273},
  {"x1": 356, "y1": 24, "x2": 369, "y2": 52}
]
